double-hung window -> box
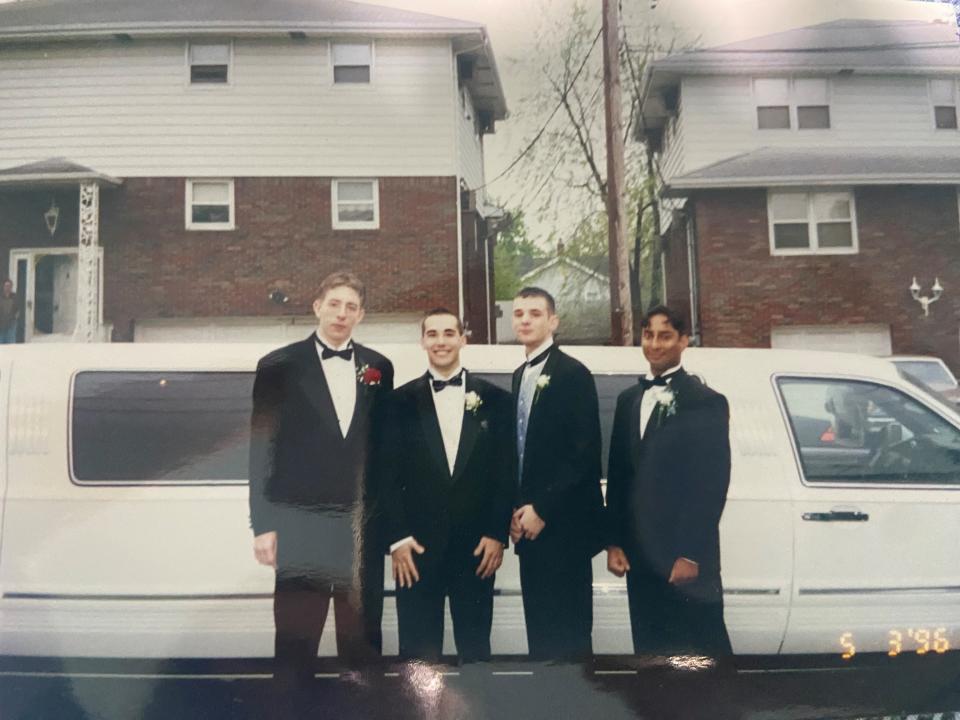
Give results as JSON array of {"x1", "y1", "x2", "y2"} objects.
[
  {"x1": 188, "y1": 42, "x2": 231, "y2": 85},
  {"x1": 332, "y1": 179, "x2": 379, "y2": 229},
  {"x1": 332, "y1": 42, "x2": 372, "y2": 84},
  {"x1": 768, "y1": 190, "x2": 857, "y2": 255},
  {"x1": 755, "y1": 78, "x2": 830, "y2": 130},
  {"x1": 186, "y1": 180, "x2": 235, "y2": 230},
  {"x1": 931, "y1": 78, "x2": 958, "y2": 130}
]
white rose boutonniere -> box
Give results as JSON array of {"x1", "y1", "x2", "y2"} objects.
[
  {"x1": 534, "y1": 374, "x2": 550, "y2": 403},
  {"x1": 465, "y1": 391, "x2": 483, "y2": 415},
  {"x1": 657, "y1": 387, "x2": 678, "y2": 418}
]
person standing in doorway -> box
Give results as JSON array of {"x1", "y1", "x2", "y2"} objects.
[{"x1": 0, "y1": 279, "x2": 19, "y2": 344}]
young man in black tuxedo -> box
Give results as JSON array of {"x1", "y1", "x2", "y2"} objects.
[
  {"x1": 510, "y1": 287, "x2": 604, "y2": 661},
  {"x1": 605, "y1": 305, "x2": 732, "y2": 657},
  {"x1": 377, "y1": 309, "x2": 514, "y2": 662},
  {"x1": 248, "y1": 271, "x2": 394, "y2": 690}
]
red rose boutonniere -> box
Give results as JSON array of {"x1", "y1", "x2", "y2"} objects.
[{"x1": 357, "y1": 364, "x2": 382, "y2": 386}]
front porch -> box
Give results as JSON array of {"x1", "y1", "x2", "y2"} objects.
[{"x1": 0, "y1": 158, "x2": 120, "y2": 342}]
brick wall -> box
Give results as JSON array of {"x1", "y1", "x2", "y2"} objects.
[
  {"x1": 0, "y1": 177, "x2": 461, "y2": 341},
  {"x1": 682, "y1": 186, "x2": 960, "y2": 369}
]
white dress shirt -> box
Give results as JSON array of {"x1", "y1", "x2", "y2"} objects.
[
  {"x1": 390, "y1": 366, "x2": 466, "y2": 554},
  {"x1": 639, "y1": 364, "x2": 681, "y2": 439},
  {"x1": 314, "y1": 333, "x2": 357, "y2": 438},
  {"x1": 430, "y1": 366, "x2": 466, "y2": 475}
]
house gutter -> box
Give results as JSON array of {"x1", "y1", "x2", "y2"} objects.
[{"x1": 685, "y1": 205, "x2": 702, "y2": 347}]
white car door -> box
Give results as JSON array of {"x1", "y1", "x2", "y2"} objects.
[{"x1": 777, "y1": 375, "x2": 960, "y2": 657}]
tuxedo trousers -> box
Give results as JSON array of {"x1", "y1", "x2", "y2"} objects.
[
  {"x1": 395, "y1": 546, "x2": 494, "y2": 663},
  {"x1": 518, "y1": 540, "x2": 593, "y2": 661},
  {"x1": 625, "y1": 567, "x2": 731, "y2": 657}
]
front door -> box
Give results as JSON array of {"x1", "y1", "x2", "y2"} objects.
[{"x1": 9, "y1": 248, "x2": 100, "y2": 342}]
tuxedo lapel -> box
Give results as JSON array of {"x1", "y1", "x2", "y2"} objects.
[
  {"x1": 451, "y1": 374, "x2": 480, "y2": 484},
  {"x1": 524, "y1": 347, "x2": 559, "y2": 433},
  {"x1": 630, "y1": 386, "x2": 645, "y2": 465},
  {"x1": 344, "y1": 345, "x2": 372, "y2": 440},
  {"x1": 415, "y1": 374, "x2": 451, "y2": 479},
  {"x1": 295, "y1": 338, "x2": 342, "y2": 438}
]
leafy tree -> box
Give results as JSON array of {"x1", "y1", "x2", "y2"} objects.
[
  {"x1": 509, "y1": 0, "x2": 675, "y2": 338},
  {"x1": 493, "y1": 210, "x2": 546, "y2": 299}
]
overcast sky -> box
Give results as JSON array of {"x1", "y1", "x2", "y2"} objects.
[{"x1": 354, "y1": 0, "x2": 955, "y2": 240}]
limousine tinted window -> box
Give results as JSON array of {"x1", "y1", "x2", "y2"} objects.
[
  {"x1": 72, "y1": 372, "x2": 254, "y2": 483},
  {"x1": 779, "y1": 377, "x2": 960, "y2": 485}
]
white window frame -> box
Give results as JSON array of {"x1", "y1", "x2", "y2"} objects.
[
  {"x1": 185, "y1": 179, "x2": 236, "y2": 231},
  {"x1": 331, "y1": 179, "x2": 380, "y2": 230},
  {"x1": 767, "y1": 189, "x2": 858, "y2": 256},
  {"x1": 185, "y1": 41, "x2": 233, "y2": 88},
  {"x1": 330, "y1": 40, "x2": 375, "y2": 87},
  {"x1": 753, "y1": 77, "x2": 832, "y2": 131},
  {"x1": 929, "y1": 78, "x2": 959, "y2": 131}
]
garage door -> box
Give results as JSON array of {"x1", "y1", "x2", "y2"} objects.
[{"x1": 771, "y1": 324, "x2": 892, "y2": 356}]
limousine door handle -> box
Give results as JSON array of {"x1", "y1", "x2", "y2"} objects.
[{"x1": 802, "y1": 509, "x2": 870, "y2": 522}]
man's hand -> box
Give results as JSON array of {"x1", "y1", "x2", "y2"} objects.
[
  {"x1": 473, "y1": 537, "x2": 504, "y2": 579},
  {"x1": 391, "y1": 539, "x2": 425, "y2": 589},
  {"x1": 668, "y1": 557, "x2": 699, "y2": 585},
  {"x1": 253, "y1": 531, "x2": 277, "y2": 568},
  {"x1": 606, "y1": 546, "x2": 631, "y2": 577},
  {"x1": 513, "y1": 504, "x2": 546, "y2": 541},
  {"x1": 509, "y1": 512, "x2": 523, "y2": 544}
]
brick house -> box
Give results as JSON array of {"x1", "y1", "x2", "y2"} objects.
[
  {"x1": 0, "y1": 0, "x2": 507, "y2": 343},
  {"x1": 641, "y1": 18, "x2": 960, "y2": 369}
]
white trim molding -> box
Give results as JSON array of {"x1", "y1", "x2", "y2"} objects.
[
  {"x1": 185, "y1": 179, "x2": 236, "y2": 231},
  {"x1": 331, "y1": 178, "x2": 379, "y2": 230},
  {"x1": 767, "y1": 188, "x2": 859, "y2": 256}
]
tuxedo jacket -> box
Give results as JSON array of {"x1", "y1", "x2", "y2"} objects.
[
  {"x1": 248, "y1": 335, "x2": 394, "y2": 539},
  {"x1": 605, "y1": 368, "x2": 731, "y2": 584},
  {"x1": 512, "y1": 347, "x2": 604, "y2": 558},
  {"x1": 377, "y1": 373, "x2": 514, "y2": 558}
]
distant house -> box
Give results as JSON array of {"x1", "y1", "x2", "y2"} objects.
[
  {"x1": 0, "y1": 0, "x2": 507, "y2": 343},
  {"x1": 496, "y1": 256, "x2": 611, "y2": 344},
  {"x1": 641, "y1": 18, "x2": 960, "y2": 367}
]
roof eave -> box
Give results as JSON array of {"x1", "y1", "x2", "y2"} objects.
[
  {"x1": 0, "y1": 171, "x2": 123, "y2": 188},
  {"x1": 0, "y1": 21, "x2": 487, "y2": 43},
  {"x1": 664, "y1": 174, "x2": 960, "y2": 197}
]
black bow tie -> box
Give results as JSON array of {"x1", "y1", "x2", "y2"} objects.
[
  {"x1": 315, "y1": 336, "x2": 353, "y2": 361},
  {"x1": 639, "y1": 375, "x2": 669, "y2": 390},
  {"x1": 432, "y1": 371, "x2": 464, "y2": 392},
  {"x1": 526, "y1": 347, "x2": 551, "y2": 368}
]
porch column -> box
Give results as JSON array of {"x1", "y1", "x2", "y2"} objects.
[{"x1": 74, "y1": 181, "x2": 102, "y2": 342}]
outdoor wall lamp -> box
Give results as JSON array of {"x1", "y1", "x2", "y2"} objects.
[
  {"x1": 43, "y1": 198, "x2": 59, "y2": 236},
  {"x1": 910, "y1": 276, "x2": 943, "y2": 317},
  {"x1": 268, "y1": 289, "x2": 289, "y2": 305}
]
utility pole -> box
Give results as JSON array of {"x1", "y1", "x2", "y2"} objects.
[{"x1": 602, "y1": 0, "x2": 633, "y2": 346}]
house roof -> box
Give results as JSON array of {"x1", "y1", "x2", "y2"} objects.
[
  {"x1": 664, "y1": 146, "x2": 960, "y2": 195},
  {"x1": 656, "y1": 19, "x2": 960, "y2": 74},
  {"x1": 0, "y1": 0, "x2": 508, "y2": 119},
  {"x1": 643, "y1": 18, "x2": 960, "y2": 130},
  {"x1": 522, "y1": 256, "x2": 610, "y2": 285},
  {"x1": 0, "y1": 157, "x2": 123, "y2": 188},
  {"x1": 0, "y1": 0, "x2": 480, "y2": 35}
]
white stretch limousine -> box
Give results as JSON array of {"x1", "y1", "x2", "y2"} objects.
[{"x1": 1, "y1": 342, "x2": 959, "y2": 660}]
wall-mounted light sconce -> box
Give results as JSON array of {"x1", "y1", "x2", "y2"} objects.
[
  {"x1": 43, "y1": 198, "x2": 59, "y2": 236},
  {"x1": 268, "y1": 289, "x2": 289, "y2": 305},
  {"x1": 910, "y1": 276, "x2": 943, "y2": 317}
]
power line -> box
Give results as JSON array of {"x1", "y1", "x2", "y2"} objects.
[{"x1": 476, "y1": 27, "x2": 603, "y2": 192}]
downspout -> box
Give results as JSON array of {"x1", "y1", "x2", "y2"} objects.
[
  {"x1": 450, "y1": 40, "x2": 465, "y2": 320},
  {"x1": 685, "y1": 203, "x2": 702, "y2": 346},
  {"x1": 451, "y1": 34, "x2": 490, "y2": 332}
]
